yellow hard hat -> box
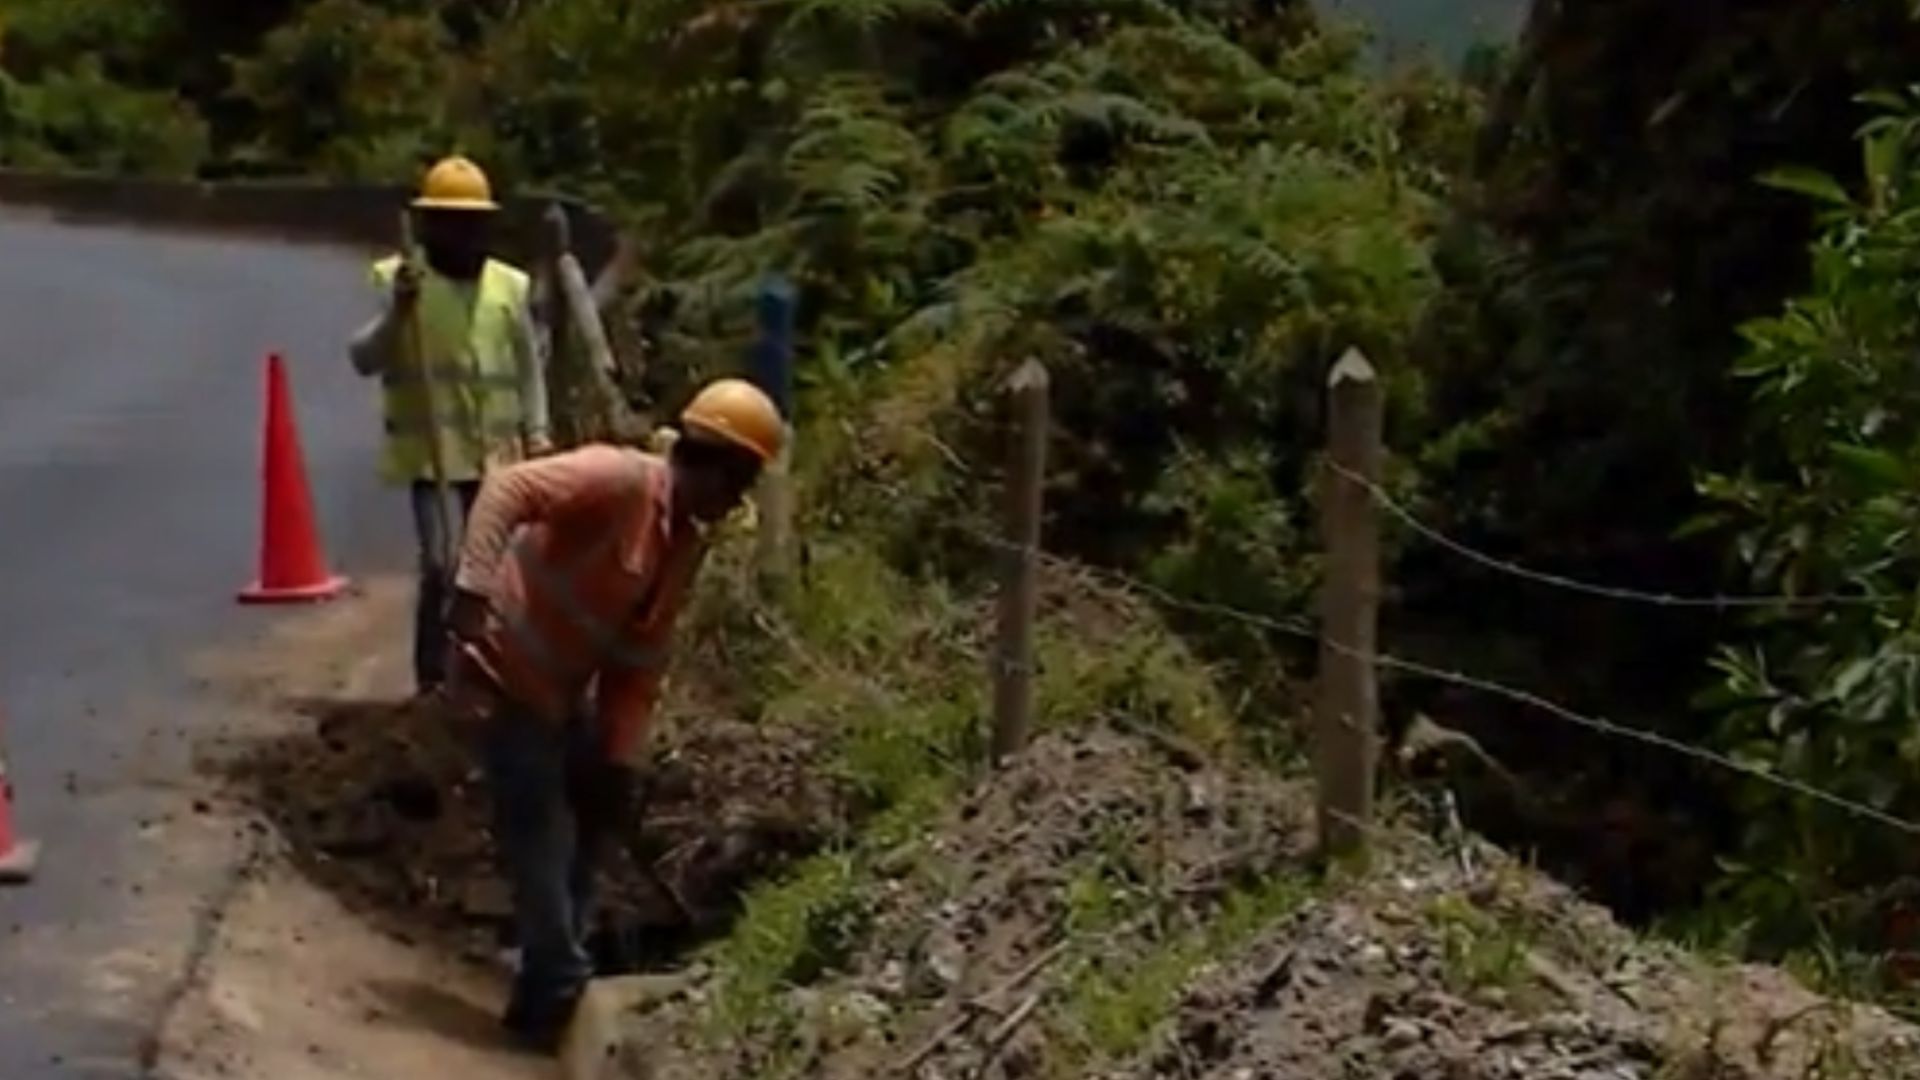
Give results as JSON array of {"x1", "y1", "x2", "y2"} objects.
[
  {"x1": 678, "y1": 378, "x2": 784, "y2": 465},
  {"x1": 412, "y1": 155, "x2": 499, "y2": 212}
]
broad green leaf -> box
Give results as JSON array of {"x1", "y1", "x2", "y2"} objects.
[
  {"x1": 1855, "y1": 89, "x2": 1909, "y2": 112},
  {"x1": 1829, "y1": 443, "x2": 1908, "y2": 491},
  {"x1": 1829, "y1": 656, "x2": 1875, "y2": 703},
  {"x1": 1757, "y1": 166, "x2": 1854, "y2": 208}
]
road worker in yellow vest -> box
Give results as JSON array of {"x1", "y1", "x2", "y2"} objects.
[
  {"x1": 349, "y1": 155, "x2": 552, "y2": 697},
  {"x1": 442, "y1": 378, "x2": 783, "y2": 1049}
]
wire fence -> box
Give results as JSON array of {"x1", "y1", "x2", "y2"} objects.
[
  {"x1": 723, "y1": 356, "x2": 1920, "y2": 856},
  {"x1": 1325, "y1": 461, "x2": 1891, "y2": 611},
  {"x1": 730, "y1": 469, "x2": 1920, "y2": 844},
  {"x1": 931, "y1": 519, "x2": 1920, "y2": 839}
]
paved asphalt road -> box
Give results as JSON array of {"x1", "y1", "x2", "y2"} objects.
[{"x1": 0, "y1": 212, "x2": 411, "y2": 1077}]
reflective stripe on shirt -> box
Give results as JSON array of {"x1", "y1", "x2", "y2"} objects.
[{"x1": 502, "y1": 508, "x2": 674, "y2": 676}]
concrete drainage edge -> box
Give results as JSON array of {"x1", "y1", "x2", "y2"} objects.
[{"x1": 135, "y1": 824, "x2": 269, "y2": 1080}]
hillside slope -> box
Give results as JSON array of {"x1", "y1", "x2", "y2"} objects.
[
  {"x1": 589, "y1": 727, "x2": 1918, "y2": 1080},
  {"x1": 176, "y1": 547, "x2": 1920, "y2": 1080}
]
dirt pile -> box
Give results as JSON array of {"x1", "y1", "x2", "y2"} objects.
[
  {"x1": 1123, "y1": 865, "x2": 1920, "y2": 1080},
  {"x1": 591, "y1": 725, "x2": 1310, "y2": 1078},
  {"x1": 585, "y1": 727, "x2": 1920, "y2": 1080},
  {"x1": 223, "y1": 693, "x2": 847, "y2": 972}
]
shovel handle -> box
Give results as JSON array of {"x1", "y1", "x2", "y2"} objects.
[{"x1": 399, "y1": 210, "x2": 458, "y2": 574}]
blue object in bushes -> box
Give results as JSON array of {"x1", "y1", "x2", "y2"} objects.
[{"x1": 748, "y1": 273, "x2": 796, "y2": 421}]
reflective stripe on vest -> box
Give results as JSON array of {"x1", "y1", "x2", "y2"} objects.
[
  {"x1": 370, "y1": 257, "x2": 530, "y2": 482},
  {"x1": 385, "y1": 370, "x2": 524, "y2": 392}
]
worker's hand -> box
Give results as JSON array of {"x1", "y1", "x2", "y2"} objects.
[
  {"x1": 573, "y1": 758, "x2": 640, "y2": 831},
  {"x1": 446, "y1": 586, "x2": 491, "y2": 645},
  {"x1": 391, "y1": 260, "x2": 422, "y2": 317},
  {"x1": 435, "y1": 663, "x2": 498, "y2": 728}
]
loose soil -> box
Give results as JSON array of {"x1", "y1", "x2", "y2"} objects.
[
  {"x1": 157, "y1": 578, "x2": 835, "y2": 1079},
  {"x1": 154, "y1": 579, "x2": 550, "y2": 1080},
  {"x1": 586, "y1": 729, "x2": 1920, "y2": 1080},
  {"x1": 219, "y1": 684, "x2": 845, "y2": 974},
  {"x1": 160, "y1": 574, "x2": 848, "y2": 1078}
]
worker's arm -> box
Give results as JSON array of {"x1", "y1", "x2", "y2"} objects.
[
  {"x1": 595, "y1": 659, "x2": 668, "y2": 766},
  {"x1": 348, "y1": 296, "x2": 404, "y2": 376},
  {"x1": 594, "y1": 534, "x2": 707, "y2": 764},
  {"x1": 349, "y1": 262, "x2": 419, "y2": 377},
  {"x1": 513, "y1": 293, "x2": 553, "y2": 452},
  {"x1": 452, "y1": 445, "x2": 635, "y2": 595}
]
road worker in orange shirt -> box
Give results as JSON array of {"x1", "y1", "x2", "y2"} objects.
[{"x1": 443, "y1": 377, "x2": 783, "y2": 1049}]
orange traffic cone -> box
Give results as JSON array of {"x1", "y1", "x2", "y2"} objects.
[
  {"x1": 238, "y1": 352, "x2": 349, "y2": 604},
  {"x1": 0, "y1": 712, "x2": 38, "y2": 885}
]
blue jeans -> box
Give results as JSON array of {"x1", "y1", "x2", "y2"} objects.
[
  {"x1": 482, "y1": 702, "x2": 606, "y2": 1015},
  {"x1": 410, "y1": 479, "x2": 481, "y2": 692}
]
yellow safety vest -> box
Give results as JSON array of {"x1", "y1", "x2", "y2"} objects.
[{"x1": 370, "y1": 256, "x2": 531, "y2": 485}]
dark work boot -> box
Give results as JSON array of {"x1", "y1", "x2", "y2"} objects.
[{"x1": 503, "y1": 986, "x2": 584, "y2": 1054}]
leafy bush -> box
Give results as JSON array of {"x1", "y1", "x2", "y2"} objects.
[
  {"x1": 619, "y1": 12, "x2": 1453, "y2": 721},
  {"x1": 0, "y1": 59, "x2": 208, "y2": 176},
  {"x1": 1692, "y1": 89, "x2": 1920, "y2": 982},
  {"x1": 226, "y1": 0, "x2": 460, "y2": 179},
  {"x1": 0, "y1": 0, "x2": 175, "y2": 82}
]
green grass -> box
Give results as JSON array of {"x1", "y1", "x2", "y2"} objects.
[
  {"x1": 1034, "y1": 601, "x2": 1240, "y2": 753},
  {"x1": 1425, "y1": 891, "x2": 1539, "y2": 997},
  {"x1": 1060, "y1": 873, "x2": 1315, "y2": 1063},
  {"x1": 704, "y1": 850, "x2": 871, "y2": 1042},
  {"x1": 677, "y1": 489, "x2": 1282, "y2": 1069}
]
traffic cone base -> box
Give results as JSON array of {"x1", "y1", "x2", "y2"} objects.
[
  {"x1": 239, "y1": 352, "x2": 350, "y2": 604},
  {"x1": 0, "y1": 837, "x2": 38, "y2": 885},
  {"x1": 0, "y1": 735, "x2": 35, "y2": 886},
  {"x1": 238, "y1": 574, "x2": 349, "y2": 604}
]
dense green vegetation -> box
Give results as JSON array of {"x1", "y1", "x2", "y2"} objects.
[{"x1": 10, "y1": 0, "x2": 1920, "y2": 1005}]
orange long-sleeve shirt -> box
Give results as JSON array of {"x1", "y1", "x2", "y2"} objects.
[{"x1": 452, "y1": 443, "x2": 708, "y2": 763}]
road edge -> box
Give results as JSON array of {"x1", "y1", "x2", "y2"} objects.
[{"x1": 0, "y1": 169, "x2": 632, "y2": 301}]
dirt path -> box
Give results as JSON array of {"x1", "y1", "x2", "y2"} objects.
[
  {"x1": 152, "y1": 578, "x2": 547, "y2": 1080},
  {"x1": 154, "y1": 862, "x2": 540, "y2": 1080}
]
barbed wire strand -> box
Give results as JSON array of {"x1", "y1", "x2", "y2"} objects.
[
  {"x1": 1324, "y1": 461, "x2": 1889, "y2": 610},
  {"x1": 764, "y1": 424, "x2": 1915, "y2": 834},
  {"x1": 947, "y1": 521, "x2": 1920, "y2": 838}
]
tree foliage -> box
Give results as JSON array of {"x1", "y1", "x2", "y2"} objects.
[
  {"x1": 1381, "y1": 0, "x2": 1920, "y2": 940},
  {"x1": 227, "y1": 0, "x2": 458, "y2": 178},
  {"x1": 1691, "y1": 90, "x2": 1920, "y2": 979}
]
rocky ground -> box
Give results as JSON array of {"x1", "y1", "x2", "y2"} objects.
[{"x1": 576, "y1": 730, "x2": 1920, "y2": 1080}]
